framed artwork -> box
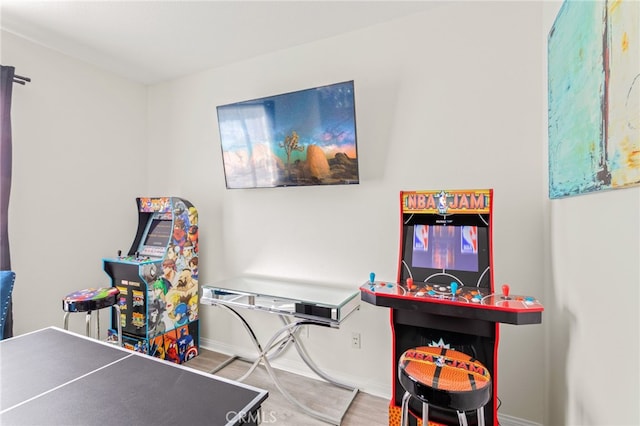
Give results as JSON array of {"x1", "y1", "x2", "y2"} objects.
[{"x1": 548, "y1": 0, "x2": 639, "y2": 199}]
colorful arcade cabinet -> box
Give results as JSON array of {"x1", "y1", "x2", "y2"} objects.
[
  {"x1": 103, "y1": 197, "x2": 199, "y2": 364},
  {"x1": 360, "y1": 189, "x2": 543, "y2": 426}
]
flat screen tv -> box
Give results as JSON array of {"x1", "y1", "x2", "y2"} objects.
[{"x1": 216, "y1": 81, "x2": 359, "y2": 189}]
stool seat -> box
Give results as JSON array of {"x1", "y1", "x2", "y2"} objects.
[
  {"x1": 62, "y1": 287, "x2": 122, "y2": 345},
  {"x1": 399, "y1": 346, "x2": 491, "y2": 426},
  {"x1": 63, "y1": 287, "x2": 120, "y2": 313}
]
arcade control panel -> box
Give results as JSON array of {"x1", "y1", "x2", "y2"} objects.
[
  {"x1": 360, "y1": 273, "x2": 543, "y2": 325},
  {"x1": 107, "y1": 250, "x2": 156, "y2": 265}
]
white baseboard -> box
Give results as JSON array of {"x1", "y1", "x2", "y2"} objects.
[{"x1": 498, "y1": 413, "x2": 542, "y2": 426}]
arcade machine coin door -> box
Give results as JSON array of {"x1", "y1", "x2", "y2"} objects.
[{"x1": 103, "y1": 197, "x2": 199, "y2": 364}]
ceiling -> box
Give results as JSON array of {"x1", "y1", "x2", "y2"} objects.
[{"x1": 1, "y1": 1, "x2": 439, "y2": 85}]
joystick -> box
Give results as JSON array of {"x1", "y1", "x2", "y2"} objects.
[
  {"x1": 406, "y1": 278, "x2": 414, "y2": 289},
  {"x1": 450, "y1": 282, "x2": 458, "y2": 298},
  {"x1": 369, "y1": 272, "x2": 376, "y2": 290},
  {"x1": 502, "y1": 284, "x2": 511, "y2": 300},
  {"x1": 117, "y1": 250, "x2": 122, "y2": 258}
]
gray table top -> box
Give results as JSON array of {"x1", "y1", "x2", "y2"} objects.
[{"x1": 0, "y1": 327, "x2": 268, "y2": 425}]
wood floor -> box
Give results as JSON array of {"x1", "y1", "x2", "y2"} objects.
[{"x1": 185, "y1": 348, "x2": 389, "y2": 425}]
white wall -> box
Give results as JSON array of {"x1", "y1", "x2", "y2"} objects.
[
  {"x1": 1, "y1": 31, "x2": 148, "y2": 332},
  {"x1": 148, "y1": 2, "x2": 546, "y2": 423},
  {"x1": 543, "y1": 3, "x2": 640, "y2": 425},
  {"x1": 8, "y1": 2, "x2": 637, "y2": 425}
]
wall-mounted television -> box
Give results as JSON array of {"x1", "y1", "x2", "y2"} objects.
[{"x1": 216, "y1": 80, "x2": 359, "y2": 189}]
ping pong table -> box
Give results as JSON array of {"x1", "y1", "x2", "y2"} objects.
[{"x1": 0, "y1": 327, "x2": 268, "y2": 425}]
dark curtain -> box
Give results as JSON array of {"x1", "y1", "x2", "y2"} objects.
[{"x1": 1, "y1": 65, "x2": 15, "y2": 338}]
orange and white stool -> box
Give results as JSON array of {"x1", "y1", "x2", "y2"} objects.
[
  {"x1": 62, "y1": 287, "x2": 122, "y2": 345},
  {"x1": 399, "y1": 346, "x2": 492, "y2": 426}
]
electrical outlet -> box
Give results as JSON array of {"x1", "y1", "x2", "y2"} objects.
[{"x1": 351, "y1": 332, "x2": 361, "y2": 349}]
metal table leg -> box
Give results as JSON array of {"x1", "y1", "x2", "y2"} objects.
[
  {"x1": 212, "y1": 304, "x2": 359, "y2": 425},
  {"x1": 85, "y1": 311, "x2": 92, "y2": 337}
]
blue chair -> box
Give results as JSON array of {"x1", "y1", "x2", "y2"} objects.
[{"x1": 0, "y1": 270, "x2": 16, "y2": 339}]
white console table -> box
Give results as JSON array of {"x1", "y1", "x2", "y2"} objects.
[{"x1": 200, "y1": 276, "x2": 360, "y2": 425}]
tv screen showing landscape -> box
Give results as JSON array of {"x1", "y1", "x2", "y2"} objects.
[{"x1": 217, "y1": 81, "x2": 359, "y2": 189}]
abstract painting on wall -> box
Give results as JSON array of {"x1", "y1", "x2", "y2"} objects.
[{"x1": 548, "y1": 0, "x2": 639, "y2": 199}]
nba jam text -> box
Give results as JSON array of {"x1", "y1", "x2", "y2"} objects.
[{"x1": 403, "y1": 190, "x2": 491, "y2": 215}]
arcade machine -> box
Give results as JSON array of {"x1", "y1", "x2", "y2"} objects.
[
  {"x1": 360, "y1": 189, "x2": 543, "y2": 426},
  {"x1": 103, "y1": 197, "x2": 199, "y2": 364}
]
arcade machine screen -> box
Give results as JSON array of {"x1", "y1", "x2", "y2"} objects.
[
  {"x1": 401, "y1": 216, "x2": 491, "y2": 289},
  {"x1": 144, "y1": 219, "x2": 172, "y2": 247},
  {"x1": 411, "y1": 225, "x2": 478, "y2": 272},
  {"x1": 139, "y1": 216, "x2": 172, "y2": 258}
]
